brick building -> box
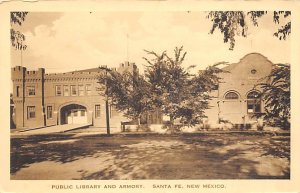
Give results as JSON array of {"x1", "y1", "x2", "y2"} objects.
[
  {"x1": 11, "y1": 53, "x2": 275, "y2": 130},
  {"x1": 11, "y1": 62, "x2": 162, "y2": 129}
]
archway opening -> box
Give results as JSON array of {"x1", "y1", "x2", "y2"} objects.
[{"x1": 60, "y1": 104, "x2": 87, "y2": 124}]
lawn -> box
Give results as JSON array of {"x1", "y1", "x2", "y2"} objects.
[{"x1": 11, "y1": 132, "x2": 290, "y2": 180}]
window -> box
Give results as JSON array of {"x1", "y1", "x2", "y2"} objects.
[
  {"x1": 47, "y1": 106, "x2": 53, "y2": 119},
  {"x1": 95, "y1": 104, "x2": 101, "y2": 118},
  {"x1": 63, "y1": 85, "x2": 69, "y2": 96},
  {"x1": 110, "y1": 105, "x2": 117, "y2": 118},
  {"x1": 71, "y1": 85, "x2": 77, "y2": 96},
  {"x1": 247, "y1": 91, "x2": 261, "y2": 113},
  {"x1": 27, "y1": 86, "x2": 35, "y2": 96},
  {"x1": 55, "y1": 85, "x2": 62, "y2": 96},
  {"x1": 27, "y1": 106, "x2": 35, "y2": 119},
  {"x1": 86, "y1": 84, "x2": 92, "y2": 95},
  {"x1": 73, "y1": 110, "x2": 78, "y2": 116},
  {"x1": 224, "y1": 91, "x2": 239, "y2": 100},
  {"x1": 78, "y1": 85, "x2": 84, "y2": 96},
  {"x1": 16, "y1": 86, "x2": 20, "y2": 97},
  {"x1": 80, "y1": 110, "x2": 85, "y2": 116},
  {"x1": 251, "y1": 69, "x2": 257, "y2": 74}
]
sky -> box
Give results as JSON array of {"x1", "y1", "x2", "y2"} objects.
[{"x1": 11, "y1": 12, "x2": 291, "y2": 74}]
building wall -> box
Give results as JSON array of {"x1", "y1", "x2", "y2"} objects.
[
  {"x1": 11, "y1": 63, "x2": 136, "y2": 129},
  {"x1": 11, "y1": 53, "x2": 274, "y2": 129},
  {"x1": 205, "y1": 53, "x2": 273, "y2": 125}
]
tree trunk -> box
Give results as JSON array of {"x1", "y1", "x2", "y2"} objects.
[{"x1": 169, "y1": 116, "x2": 175, "y2": 133}]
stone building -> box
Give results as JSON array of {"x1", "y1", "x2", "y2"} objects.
[{"x1": 11, "y1": 62, "x2": 162, "y2": 129}]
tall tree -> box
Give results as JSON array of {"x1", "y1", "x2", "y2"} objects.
[
  {"x1": 207, "y1": 11, "x2": 291, "y2": 50},
  {"x1": 144, "y1": 46, "x2": 223, "y2": 129},
  {"x1": 11, "y1": 12, "x2": 28, "y2": 50},
  {"x1": 256, "y1": 64, "x2": 290, "y2": 129}
]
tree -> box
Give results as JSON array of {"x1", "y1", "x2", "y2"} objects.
[
  {"x1": 97, "y1": 67, "x2": 153, "y2": 126},
  {"x1": 256, "y1": 64, "x2": 290, "y2": 129},
  {"x1": 11, "y1": 12, "x2": 28, "y2": 50},
  {"x1": 143, "y1": 46, "x2": 223, "y2": 130},
  {"x1": 207, "y1": 11, "x2": 291, "y2": 50},
  {"x1": 96, "y1": 47, "x2": 224, "y2": 132}
]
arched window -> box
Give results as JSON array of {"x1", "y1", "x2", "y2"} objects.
[
  {"x1": 247, "y1": 91, "x2": 261, "y2": 113},
  {"x1": 224, "y1": 91, "x2": 239, "y2": 100}
]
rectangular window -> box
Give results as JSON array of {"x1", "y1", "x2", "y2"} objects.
[
  {"x1": 27, "y1": 86, "x2": 35, "y2": 96},
  {"x1": 27, "y1": 106, "x2": 35, "y2": 119},
  {"x1": 80, "y1": 110, "x2": 85, "y2": 116},
  {"x1": 110, "y1": 105, "x2": 117, "y2": 118},
  {"x1": 86, "y1": 84, "x2": 92, "y2": 95},
  {"x1": 63, "y1": 85, "x2": 69, "y2": 96},
  {"x1": 78, "y1": 85, "x2": 84, "y2": 96},
  {"x1": 71, "y1": 85, "x2": 77, "y2": 96},
  {"x1": 16, "y1": 86, "x2": 20, "y2": 97},
  {"x1": 55, "y1": 85, "x2": 62, "y2": 96},
  {"x1": 95, "y1": 104, "x2": 101, "y2": 118},
  {"x1": 247, "y1": 100, "x2": 261, "y2": 113},
  {"x1": 47, "y1": 106, "x2": 53, "y2": 119}
]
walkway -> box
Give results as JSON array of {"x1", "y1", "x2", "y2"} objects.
[{"x1": 11, "y1": 124, "x2": 91, "y2": 136}]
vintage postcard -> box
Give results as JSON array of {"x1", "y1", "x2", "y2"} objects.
[{"x1": 0, "y1": 1, "x2": 300, "y2": 193}]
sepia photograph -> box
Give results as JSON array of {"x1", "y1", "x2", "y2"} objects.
[
  {"x1": 9, "y1": 10, "x2": 291, "y2": 181},
  {"x1": 1, "y1": 1, "x2": 300, "y2": 193}
]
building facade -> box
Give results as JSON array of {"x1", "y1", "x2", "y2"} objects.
[
  {"x1": 11, "y1": 62, "x2": 162, "y2": 129},
  {"x1": 11, "y1": 53, "x2": 274, "y2": 129},
  {"x1": 205, "y1": 53, "x2": 273, "y2": 126}
]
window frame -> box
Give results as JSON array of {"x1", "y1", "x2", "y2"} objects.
[
  {"x1": 224, "y1": 91, "x2": 239, "y2": 100},
  {"x1": 78, "y1": 85, "x2": 85, "y2": 96},
  {"x1": 27, "y1": 86, "x2": 36, "y2": 96},
  {"x1": 71, "y1": 85, "x2": 77, "y2": 96},
  {"x1": 247, "y1": 90, "x2": 261, "y2": 114},
  {"x1": 47, "y1": 106, "x2": 53, "y2": 119},
  {"x1": 55, "y1": 85, "x2": 62, "y2": 96},
  {"x1": 86, "y1": 84, "x2": 92, "y2": 96},
  {"x1": 16, "y1": 85, "x2": 20, "y2": 97},
  {"x1": 95, "y1": 104, "x2": 101, "y2": 118},
  {"x1": 27, "y1": 106, "x2": 36, "y2": 119},
  {"x1": 63, "y1": 85, "x2": 70, "y2": 96}
]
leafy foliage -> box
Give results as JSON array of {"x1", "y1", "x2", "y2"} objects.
[
  {"x1": 10, "y1": 12, "x2": 28, "y2": 50},
  {"x1": 97, "y1": 47, "x2": 224, "y2": 128},
  {"x1": 257, "y1": 64, "x2": 290, "y2": 129},
  {"x1": 97, "y1": 67, "x2": 152, "y2": 122},
  {"x1": 144, "y1": 46, "x2": 224, "y2": 126},
  {"x1": 207, "y1": 11, "x2": 291, "y2": 50}
]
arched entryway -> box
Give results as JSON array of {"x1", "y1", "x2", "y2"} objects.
[{"x1": 60, "y1": 104, "x2": 87, "y2": 124}]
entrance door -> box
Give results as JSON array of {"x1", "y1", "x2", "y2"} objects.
[
  {"x1": 71, "y1": 109, "x2": 87, "y2": 124},
  {"x1": 60, "y1": 104, "x2": 88, "y2": 125}
]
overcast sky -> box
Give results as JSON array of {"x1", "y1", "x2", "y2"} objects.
[{"x1": 11, "y1": 12, "x2": 291, "y2": 74}]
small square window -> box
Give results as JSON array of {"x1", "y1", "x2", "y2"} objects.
[{"x1": 27, "y1": 86, "x2": 35, "y2": 96}]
